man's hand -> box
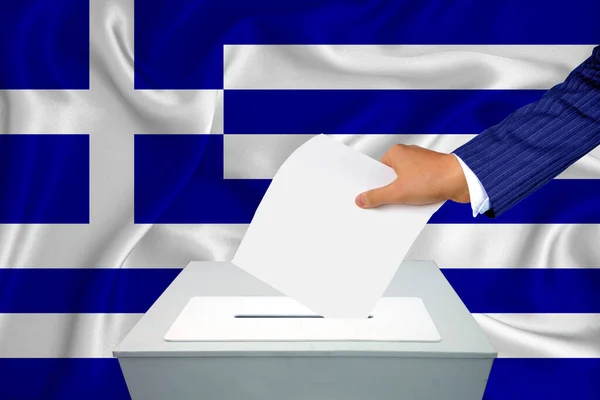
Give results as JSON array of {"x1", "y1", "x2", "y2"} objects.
[{"x1": 355, "y1": 144, "x2": 470, "y2": 209}]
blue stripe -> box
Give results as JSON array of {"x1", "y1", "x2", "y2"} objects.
[
  {"x1": 0, "y1": 269, "x2": 181, "y2": 313},
  {"x1": 135, "y1": 0, "x2": 600, "y2": 89},
  {"x1": 444, "y1": 269, "x2": 600, "y2": 313},
  {"x1": 1, "y1": 268, "x2": 598, "y2": 313},
  {"x1": 485, "y1": 359, "x2": 600, "y2": 400},
  {"x1": 0, "y1": 0, "x2": 89, "y2": 89},
  {"x1": 134, "y1": 134, "x2": 600, "y2": 224},
  {"x1": 0, "y1": 134, "x2": 89, "y2": 224},
  {"x1": 0, "y1": 358, "x2": 598, "y2": 399},
  {"x1": 0, "y1": 359, "x2": 128, "y2": 400},
  {"x1": 224, "y1": 90, "x2": 544, "y2": 134},
  {"x1": 134, "y1": 134, "x2": 269, "y2": 224}
]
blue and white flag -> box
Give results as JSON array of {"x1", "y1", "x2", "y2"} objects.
[{"x1": 0, "y1": 0, "x2": 599, "y2": 398}]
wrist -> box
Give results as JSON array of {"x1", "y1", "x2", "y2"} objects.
[{"x1": 442, "y1": 154, "x2": 470, "y2": 203}]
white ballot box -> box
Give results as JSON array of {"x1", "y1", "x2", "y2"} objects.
[{"x1": 113, "y1": 261, "x2": 497, "y2": 400}]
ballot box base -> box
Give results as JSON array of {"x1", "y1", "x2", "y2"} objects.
[{"x1": 114, "y1": 261, "x2": 497, "y2": 400}]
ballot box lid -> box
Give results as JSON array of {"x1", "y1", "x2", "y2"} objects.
[{"x1": 113, "y1": 261, "x2": 496, "y2": 359}]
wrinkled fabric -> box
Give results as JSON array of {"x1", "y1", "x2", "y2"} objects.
[{"x1": 0, "y1": 0, "x2": 599, "y2": 361}]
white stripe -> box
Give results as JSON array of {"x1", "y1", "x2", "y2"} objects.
[
  {"x1": 7, "y1": 223, "x2": 598, "y2": 269},
  {"x1": 473, "y1": 314, "x2": 600, "y2": 358},
  {"x1": 408, "y1": 224, "x2": 600, "y2": 269},
  {"x1": 120, "y1": 224, "x2": 600, "y2": 269},
  {"x1": 224, "y1": 134, "x2": 600, "y2": 179},
  {"x1": 7, "y1": 222, "x2": 600, "y2": 268},
  {"x1": 224, "y1": 45, "x2": 594, "y2": 90},
  {"x1": 1, "y1": 313, "x2": 597, "y2": 358},
  {"x1": 122, "y1": 224, "x2": 244, "y2": 268},
  {"x1": 0, "y1": 222, "x2": 239, "y2": 268}
]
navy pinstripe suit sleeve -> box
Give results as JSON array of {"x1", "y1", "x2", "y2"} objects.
[{"x1": 453, "y1": 45, "x2": 600, "y2": 218}]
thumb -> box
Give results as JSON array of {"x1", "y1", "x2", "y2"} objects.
[{"x1": 355, "y1": 182, "x2": 399, "y2": 209}]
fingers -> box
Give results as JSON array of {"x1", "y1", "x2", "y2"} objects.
[
  {"x1": 380, "y1": 151, "x2": 393, "y2": 167},
  {"x1": 356, "y1": 144, "x2": 412, "y2": 208},
  {"x1": 355, "y1": 182, "x2": 400, "y2": 209},
  {"x1": 380, "y1": 143, "x2": 412, "y2": 167}
]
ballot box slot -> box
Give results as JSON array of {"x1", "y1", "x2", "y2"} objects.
[
  {"x1": 164, "y1": 297, "x2": 442, "y2": 342},
  {"x1": 234, "y1": 315, "x2": 373, "y2": 319}
]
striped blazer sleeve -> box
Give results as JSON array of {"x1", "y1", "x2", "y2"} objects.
[{"x1": 453, "y1": 45, "x2": 600, "y2": 218}]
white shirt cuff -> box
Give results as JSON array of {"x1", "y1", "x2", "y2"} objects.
[{"x1": 452, "y1": 154, "x2": 490, "y2": 217}]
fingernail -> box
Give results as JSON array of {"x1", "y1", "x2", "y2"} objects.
[{"x1": 355, "y1": 194, "x2": 365, "y2": 207}]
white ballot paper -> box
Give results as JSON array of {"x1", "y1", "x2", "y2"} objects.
[{"x1": 232, "y1": 134, "x2": 443, "y2": 319}]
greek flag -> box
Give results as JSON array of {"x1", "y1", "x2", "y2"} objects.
[{"x1": 0, "y1": 0, "x2": 599, "y2": 398}]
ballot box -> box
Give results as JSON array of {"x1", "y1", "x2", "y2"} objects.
[{"x1": 113, "y1": 261, "x2": 497, "y2": 400}]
